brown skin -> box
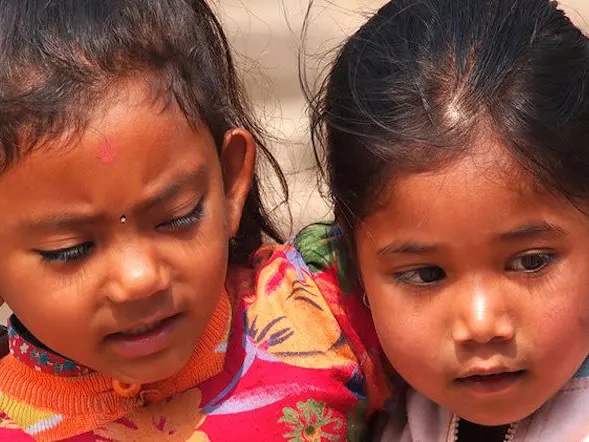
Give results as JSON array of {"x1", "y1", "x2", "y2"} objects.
[
  {"x1": 0, "y1": 80, "x2": 255, "y2": 384},
  {"x1": 355, "y1": 139, "x2": 589, "y2": 425}
]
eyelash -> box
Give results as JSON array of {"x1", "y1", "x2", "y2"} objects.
[
  {"x1": 37, "y1": 201, "x2": 204, "y2": 263},
  {"x1": 393, "y1": 251, "x2": 557, "y2": 287},
  {"x1": 38, "y1": 242, "x2": 95, "y2": 263},
  {"x1": 156, "y1": 200, "x2": 204, "y2": 231}
]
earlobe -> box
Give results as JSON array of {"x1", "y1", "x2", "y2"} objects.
[{"x1": 220, "y1": 128, "x2": 256, "y2": 237}]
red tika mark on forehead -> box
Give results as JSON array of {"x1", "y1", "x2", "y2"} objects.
[{"x1": 98, "y1": 138, "x2": 117, "y2": 164}]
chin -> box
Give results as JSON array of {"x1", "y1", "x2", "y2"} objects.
[
  {"x1": 117, "y1": 361, "x2": 187, "y2": 385},
  {"x1": 112, "y1": 348, "x2": 193, "y2": 385}
]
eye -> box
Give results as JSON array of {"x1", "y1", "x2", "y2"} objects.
[
  {"x1": 394, "y1": 266, "x2": 446, "y2": 286},
  {"x1": 506, "y1": 252, "x2": 555, "y2": 273},
  {"x1": 157, "y1": 200, "x2": 204, "y2": 231},
  {"x1": 36, "y1": 242, "x2": 94, "y2": 263}
]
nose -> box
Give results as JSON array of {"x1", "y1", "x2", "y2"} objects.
[
  {"x1": 451, "y1": 280, "x2": 515, "y2": 345},
  {"x1": 107, "y1": 241, "x2": 170, "y2": 303}
]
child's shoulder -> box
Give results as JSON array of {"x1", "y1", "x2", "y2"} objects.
[
  {"x1": 227, "y1": 223, "x2": 388, "y2": 413},
  {"x1": 251, "y1": 221, "x2": 352, "y2": 291},
  {"x1": 246, "y1": 222, "x2": 357, "y2": 319},
  {"x1": 238, "y1": 223, "x2": 355, "y2": 366}
]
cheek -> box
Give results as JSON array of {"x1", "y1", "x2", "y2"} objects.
[
  {"x1": 1, "y1": 274, "x2": 97, "y2": 355},
  {"x1": 177, "y1": 229, "x2": 228, "y2": 285},
  {"x1": 205, "y1": 175, "x2": 232, "y2": 238},
  {"x1": 0, "y1": 256, "x2": 90, "y2": 320},
  {"x1": 366, "y1": 282, "x2": 440, "y2": 375},
  {"x1": 529, "y1": 257, "x2": 589, "y2": 339},
  {"x1": 177, "y1": 199, "x2": 230, "y2": 288},
  {"x1": 526, "y1": 284, "x2": 589, "y2": 358}
]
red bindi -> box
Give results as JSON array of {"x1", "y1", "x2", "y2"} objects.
[{"x1": 98, "y1": 138, "x2": 117, "y2": 164}]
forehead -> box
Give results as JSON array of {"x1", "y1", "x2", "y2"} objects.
[
  {"x1": 394, "y1": 148, "x2": 528, "y2": 204},
  {"x1": 0, "y1": 80, "x2": 217, "y2": 224},
  {"x1": 361, "y1": 141, "x2": 585, "y2": 243}
]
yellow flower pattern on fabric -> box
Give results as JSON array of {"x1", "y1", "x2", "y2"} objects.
[
  {"x1": 246, "y1": 255, "x2": 354, "y2": 369},
  {"x1": 94, "y1": 388, "x2": 209, "y2": 441}
]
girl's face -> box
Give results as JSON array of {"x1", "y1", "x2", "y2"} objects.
[
  {"x1": 0, "y1": 80, "x2": 254, "y2": 384},
  {"x1": 355, "y1": 139, "x2": 589, "y2": 425}
]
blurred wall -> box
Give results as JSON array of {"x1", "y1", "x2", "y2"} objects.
[{"x1": 217, "y1": 1, "x2": 386, "y2": 235}]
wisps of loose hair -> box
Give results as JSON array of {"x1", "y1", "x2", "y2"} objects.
[{"x1": 0, "y1": 0, "x2": 289, "y2": 263}]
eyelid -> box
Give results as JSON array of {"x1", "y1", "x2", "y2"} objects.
[
  {"x1": 507, "y1": 249, "x2": 556, "y2": 263},
  {"x1": 35, "y1": 242, "x2": 94, "y2": 263},
  {"x1": 33, "y1": 199, "x2": 204, "y2": 262},
  {"x1": 156, "y1": 199, "x2": 204, "y2": 230}
]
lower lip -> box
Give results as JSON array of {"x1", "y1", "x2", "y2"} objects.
[
  {"x1": 105, "y1": 314, "x2": 182, "y2": 359},
  {"x1": 455, "y1": 371, "x2": 526, "y2": 395}
]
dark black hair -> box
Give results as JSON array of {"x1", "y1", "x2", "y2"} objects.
[
  {"x1": 309, "y1": 0, "x2": 589, "y2": 232},
  {"x1": 0, "y1": 0, "x2": 287, "y2": 264}
]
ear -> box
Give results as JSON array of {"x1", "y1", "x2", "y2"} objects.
[{"x1": 220, "y1": 128, "x2": 256, "y2": 238}]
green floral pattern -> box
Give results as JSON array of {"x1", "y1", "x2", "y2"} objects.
[{"x1": 279, "y1": 399, "x2": 343, "y2": 441}]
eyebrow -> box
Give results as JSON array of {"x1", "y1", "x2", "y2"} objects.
[
  {"x1": 497, "y1": 222, "x2": 567, "y2": 241},
  {"x1": 375, "y1": 222, "x2": 567, "y2": 257},
  {"x1": 23, "y1": 213, "x2": 106, "y2": 231},
  {"x1": 377, "y1": 241, "x2": 439, "y2": 257},
  {"x1": 22, "y1": 167, "x2": 207, "y2": 231},
  {"x1": 139, "y1": 168, "x2": 207, "y2": 212}
]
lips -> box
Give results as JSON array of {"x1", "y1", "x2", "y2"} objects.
[
  {"x1": 104, "y1": 313, "x2": 183, "y2": 359},
  {"x1": 457, "y1": 370, "x2": 526, "y2": 383},
  {"x1": 110, "y1": 313, "x2": 179, "y2": 338},
  {"x1": 456, "y1": 363, "x2": 523, "y2": 378},
  {"x1": 454, "y1": 368, "x2": 527, "y2": 394},
  {"x1": 118, "y1": 319, "x2": 166, "y2": 336}
]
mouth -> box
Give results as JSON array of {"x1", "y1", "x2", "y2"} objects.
[
  {"x1": 105, "y1": 313, "x2": 183, "y2": 359},
  {"x1": 455, "y1": 369, "x2": 527, "y2": 394},
  {"x1": 118, "y1": 319, "x2": 169, "y2": 336}
]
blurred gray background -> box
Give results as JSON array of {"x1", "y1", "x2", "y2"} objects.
[{"x1": 1, "y1": 0, "x2": 588, "y2": 323}]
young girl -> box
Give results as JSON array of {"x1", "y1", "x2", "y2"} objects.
[
  {"x1": 306, "y1": 0, "x2": 589, "y2": 440},
  {"x1": 0, "y1": 0, "x2": 387, "y2": 440}
]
